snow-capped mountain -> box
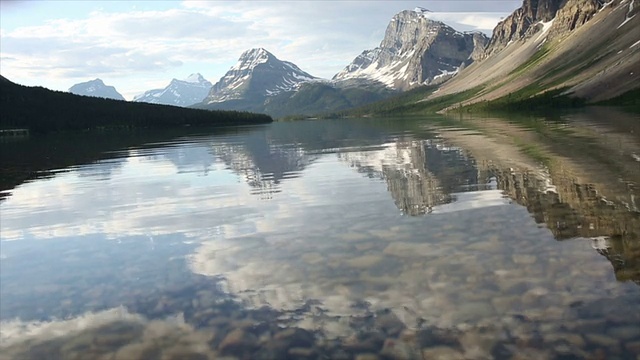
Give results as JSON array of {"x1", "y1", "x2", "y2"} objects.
[
  {"x1": 202, "y1": 48, "x2": 317, "y2": 104},
  {"x1": 69, "y1": 79, "x2": 125, "y2": 100},
  {"x1": 333, "y1": 9, "x2": 488, "y2": 90},
  {"x1": 133, "y1": 73, "x2": 212, "y2": 107}
]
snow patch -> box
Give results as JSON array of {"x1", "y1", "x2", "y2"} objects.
[
  {"x1": 433, "y1": 68, "x2": 459, "y2": 81},
  {"x1": 598, "y1": 0, "x2": 616, "y2": 12},
  {"x1": 619, "y1": 0, "x2": 636, "y2": 28},
  {"x1": 631, "y1": 39, "x2": 640, "y2": 48},
  {"x1": 535, "y1": 19, "x2": 554, "y2": 42},
  {"x1": 618, "y1": 14, "x2": 636, "y2": 28},
  {"x1": 591, "y1": 236, "x2": 610, "y2": 251},
  {"x1": 184, "y1": 73, "x2": 204, "y2": 83}
]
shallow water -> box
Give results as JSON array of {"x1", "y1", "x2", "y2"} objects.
[{"x1": 1, "y1": 109, "x2": 640, "y2": 359}]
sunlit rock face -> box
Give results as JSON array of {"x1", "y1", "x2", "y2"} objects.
[
  {"x1": 333, "y1": 9, "x2": 487, "y2": 90},
  {"x1": 203, "y1": 48, "x2": 317, "y2": 104},
  {"x1": 68, "y1": 78, "x2": 125, "y2": 100},
  {"x1": 483, "y1": 0, "x2": 606, "y2": 57}
]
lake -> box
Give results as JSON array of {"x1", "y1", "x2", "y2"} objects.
[{"x1": 1, "y1": 108, "x2": 639, "y2": 359}]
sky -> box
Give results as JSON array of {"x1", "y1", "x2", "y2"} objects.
[{"x1": 0, "y1": 0, "x2": 522, "y2": 100}]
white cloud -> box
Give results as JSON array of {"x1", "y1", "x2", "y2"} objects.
[{"x1": 0, "y1": 1, "x2": 520, "y2": 99}]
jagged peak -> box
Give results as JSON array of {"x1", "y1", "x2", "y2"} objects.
[
  {"x1": 184, "y1": 73, "x2": 207, "y2": 84},
  {"x1": 413, "y1": 6, "x2": 432, "y2": 14},
  {"x1": 240, "y1": 48, "x2": 274, "y2": 60},
  {"x1": 231, "y1": 48, "x2": 278, "y2": 72},
  {"x1": 390, "y1": 9, "x2": 459, "y2": 34},
  {"x1": 395, "y1": 8, "x2": 437, "y2": 21}
]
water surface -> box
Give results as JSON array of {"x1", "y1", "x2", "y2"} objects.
[{"x1": 1, "y1": 109, "x2": 640, "y2": 359}]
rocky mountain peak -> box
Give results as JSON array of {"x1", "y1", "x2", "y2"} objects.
[
  {"x1": 231, "y1": 48, "x2": 276, "y2": 72},
  {"x1": 203, "y1": 48, "x2": 317, "y2": 104},
  {"x1": 333, "y1": 9, "x2": 487, "y2": 90},
  {"x1": 184, "y1": 73, "x2": 208, "y2": 84},
  {"x1": 482, "y1": 0, "x2": 608, "y2": 57},
  {"x1": 69, "y1": 78, "x2": 125, "y2": 101}
]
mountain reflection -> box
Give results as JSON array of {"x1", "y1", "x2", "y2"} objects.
[
  {"x1": 434, "y1": 112, "x2": 640, "y2": 286},
  {"x1": 2, "y1": 115, "x2": 640, "y2": 357},
  {"x1": 310, "y1": 117, "x2": 640, "y2": 284},
  {"x1": 209, "y1": 131, "x2": 318, "y2": 199},
  {"x1": 337, "y1": 139, "x2": 480, "y2": 215},
  {"x1": 494, "y1": 166, "x2": 640, "y2": 284}
]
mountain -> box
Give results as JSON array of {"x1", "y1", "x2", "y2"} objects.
[
  {"x1": 202, "y1": 48, "x2": 317, "y2": 106},
  {"x1": 133, "y1": 73, "x2": 212, "y2": 107},
  {"x1": 68, "y1": 78, "x2": 125, "y2": 101},
  {"x1": 196, "y1": 48, "x2": 390, "y2": 118},
  {"x1": 333, "y1": 8, "x2": 488, "y2": 90},
  {"x1": 428, "y1": 0, "x2": 640, "y2": 108},
  {"x1": 196, "y1": 11, "x2": 490, "y2": 118}
]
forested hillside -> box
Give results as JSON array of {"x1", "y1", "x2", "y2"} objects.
[{"x1": 0, "y1": 76, "x2": 272, "y2": 133}]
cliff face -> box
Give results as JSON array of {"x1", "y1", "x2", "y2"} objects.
[
  {"x1": 482, "y1": 0, "x2": 610, "y2": 57},
  {"x1": 548, "y1": 0, "x2": 606, "y2": 37},
  {"x1": 334, "y1": 9, "x2": 487, "y2": 90}
]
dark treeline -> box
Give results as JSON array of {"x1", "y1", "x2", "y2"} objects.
[{"x1": 0, "y1": 76, "x2": 272, "y2": 133}]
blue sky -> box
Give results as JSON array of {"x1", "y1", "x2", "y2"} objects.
[{"x1": 0, "y1": 1, "x2": 521, "y2": 100}]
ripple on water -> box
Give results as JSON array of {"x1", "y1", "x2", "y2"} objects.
[{"x1": 1, "y1": 115, "x2": 640, "y2": 358}]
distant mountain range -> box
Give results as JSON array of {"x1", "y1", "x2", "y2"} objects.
[
  {"x1": 68, "y1": 0, "x2": 639, "y2": 117},
  {"x1": 133, "y1": 73, "x2": 212, "y2": 107},
  {"x1": 195, "y1": 48, "x2": 390, "y2": 117},
  {"x1": 68, "y1": 79, "x2": 125, "y2": 100}
]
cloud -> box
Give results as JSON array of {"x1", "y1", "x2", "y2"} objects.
[{"x1": 0, "y1": 1, "x2": 521, "y2": 98}]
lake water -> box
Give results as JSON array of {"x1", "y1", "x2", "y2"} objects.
[{"x1": 1, "y1": 109, "x2": 640, "y2": 359}]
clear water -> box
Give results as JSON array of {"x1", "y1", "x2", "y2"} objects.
[{"x1": 1, "y1": 110, "x2": 639, "y2": 359}]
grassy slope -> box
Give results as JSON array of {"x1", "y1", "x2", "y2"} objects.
[{"x1": 420, "y1": 1, "x2": 640, "y2": 115}]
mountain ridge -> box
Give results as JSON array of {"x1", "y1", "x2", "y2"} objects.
[
  {"x1": 203, "y1": 48, "x2": 318, "y2": 105},
  {"x1": 134, "y1": 73, "x2": 212, "y2": 107},
  {"x1": 430, "y1": 0, "x2": 639, "y2": 108}
]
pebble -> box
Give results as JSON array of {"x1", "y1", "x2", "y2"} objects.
[
  {"x1": 354, "y1": 354, "x2": 380, "y2": 360},
  {"x1": 512, "y1": 254, "x2": 537, "y2": 265},
  {"x1": 608, "y1": 325, "x2": 640, "y2": 341},
  {"x1": 421, "y1": 346, "x2": 465, "y2": 360},
  {"x1": 585, "y1": 333, "x2": 620, "y2": 349},
  {"x1": 375, "y1": 311, "x2": 406, "y2": 337},
  {"x1": 347, "y1": 255, "x2": 383, "y2": 268},
  {"x1": 113, "y1": 342, "x2": 160, "y2": 360},
  {"x1": 459, "y1": 331, "x2": 496, "y2": 359},
  {"x1": 273, "y1": 328, "x2": 315, "y2": 348},
  {"x1": 383, "y1": 242, "x2": 441, "y2": 258},
  {"x1": 218, "y1": 328, "x2": 257, "y2": 353},
  {"x1": 450, "y1": 302, "x2": 495, "y2": 324},
  {"x1": 380, "y1": 338, "x2": 419, "y2": 360},
  {"x1": 624, "y1": 341, "x2": 640, "y2": 354},
  {"x1": 288, "y1": 347, "x2": 316, "y2": 358}
]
